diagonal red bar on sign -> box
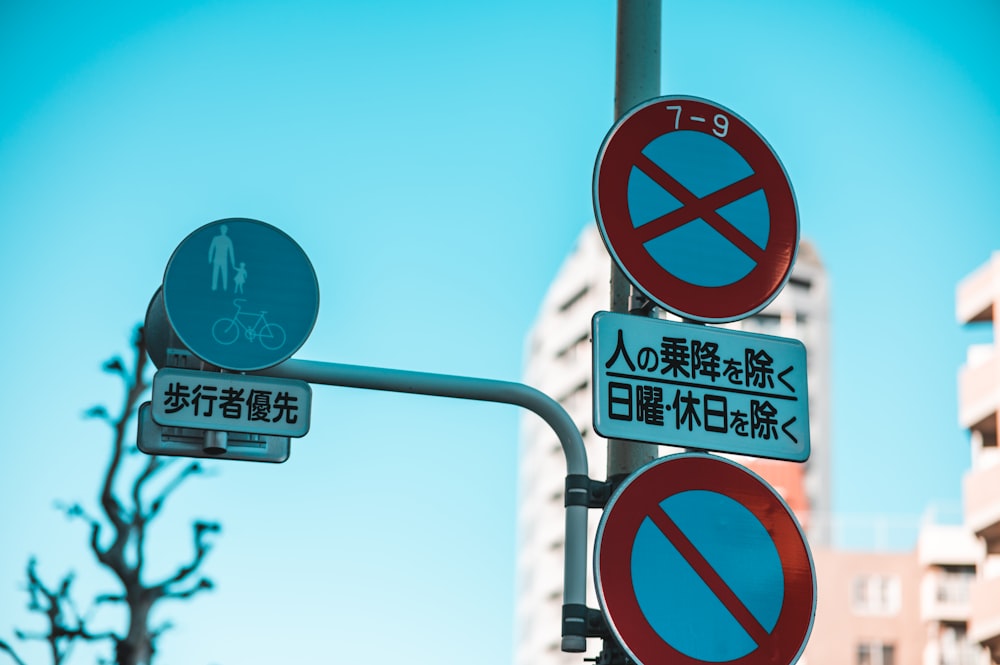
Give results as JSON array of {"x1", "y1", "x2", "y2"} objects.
[
  {"x1": 631, "y1": 153, "x2": 767, "y2": 264},
  {"x1": 647, "y1": 506, "x2": 772, "y2": 648}
]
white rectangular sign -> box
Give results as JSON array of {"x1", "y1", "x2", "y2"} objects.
[
  {"x1": 151, "y1": 368, "x2": 311, "y2": 438},
  {"x1": 592, "y1": 311, "x2": 810, "y2": 462}
]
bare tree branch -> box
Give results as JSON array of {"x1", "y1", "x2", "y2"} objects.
[
  {"x1": 84, "y1": 406, "x2": 110, "y2": 421},
  {"x1": 4, "y1": 326, "x2": 220, "y2": 665},
  {"x1": 145, "y1": 461, "x2": 201, "y2": 524},
  {"x1": 103, "y1": 357, "x2": 126, "y2": 376},
  {"x1": 95, "y1": 592, "x2": 127, "y2": 605},
  {"x1": 162, "y1": 578, "x2": 213, "y2": 601},
  {"x1": 132, "y1": 456, "x2": 167, "y2": 518},
  {"x1": 13, "y1": 559, "x2": 117, "y2": 665},
  {"x1": 0, "y1": 639, "x2": 28, "y2": 665},
  {"x1": 152, "y1": 521, "x2": 220, "y2": 596}
]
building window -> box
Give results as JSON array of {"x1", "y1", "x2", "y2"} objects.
[
  {"x1": 744, "y1": 313, "x2": 781, "y2": 334},
  {"x1": 788, "y1": 276, "x2": 812, "y2": 292},
  {"x1": 852, "y1": 574, "x2": 901, "y2": 615},
  {"x1": 559, "y1": 285, "x2": 589, "y2": 312},
  {"x1": 938, "y1": 622, "x2": 981, "y2": 665},
  {"x1": 555, "y1": 331, "x2": 590, "y2": 363},
  {"x1": 937, "y1": 566, "x2": 975, "y2": 604},
  {"x1": 856, "y1": 641, "x2": 894, "y2": 665}
]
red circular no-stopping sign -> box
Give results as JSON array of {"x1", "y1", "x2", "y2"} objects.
[
  {"x1": 593, "y1": 96, "x2": 798, "y2": 323},
  {"x1": 595, "y1": 453, "x2": 815, "y2": 665}
]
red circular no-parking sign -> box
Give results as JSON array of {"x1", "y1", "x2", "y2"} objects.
[
  {"x1": 595, "y1": 453, "x2": 815, "y2": 665},
  {"x1": 593, "y1": 96, "x2": 798, "y2": 323}
]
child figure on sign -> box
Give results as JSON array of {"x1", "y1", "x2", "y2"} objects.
[{"x1": 234, "y1": 262, "x2": 248, "y2": 294}]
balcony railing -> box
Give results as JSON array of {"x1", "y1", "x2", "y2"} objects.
[
  {"x1": 922, "y1": 572, "x2": 973, "y2": 622},
  {"x1": 956, "y1": 252, "x2": 999, "y2": 324},
  {"x1": 969, "y1": 573, "x2": 1000, "y2": 648},
  {"x1": 965, "y1": 464, "x2": 1000, "y2": 545},
  {"x1": 958, "y1": 347, "x2": 999, "y2": 430}
]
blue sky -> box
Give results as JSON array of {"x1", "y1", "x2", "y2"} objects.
[{"x1": 1, "y1": 1, "x2": 998, "y2": 664}]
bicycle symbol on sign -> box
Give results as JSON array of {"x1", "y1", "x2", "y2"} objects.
[{"x1": 211, "y1": 299, "x2": 287, "y2": 350}]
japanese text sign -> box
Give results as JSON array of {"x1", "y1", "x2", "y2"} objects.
[
  {"x1": 151, "y1": 368, "x2": 311, "y2": 438},
  {"x1": 592, "y1": 312, "x2": 809, "y2": 462}
]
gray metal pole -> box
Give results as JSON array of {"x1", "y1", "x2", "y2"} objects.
[
  {"x1": 255, "y1": 358, "x2": 591, "y2": 652},
  {"x1": 607, "y1": 0, "x2": 662, "y2": 482}
]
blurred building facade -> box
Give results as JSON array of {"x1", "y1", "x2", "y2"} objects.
[
  {"x1": 917, "y1": 523, "x2": 980, "y2": 665},
  {"x1": 515, "y1": 229, "x2": 998, "y2": 665},
  {"x1": 958, "y1": 252, "x2": 1000, "y2": 664}
]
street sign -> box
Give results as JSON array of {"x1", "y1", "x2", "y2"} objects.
[
  {"x1": 144, "y1": 287, "x2": 190, "y2": 369},
  {"x1": 136, "y1": 402, "x2": 291, "y2": 463},
  {"x1": 595, "y1": 453, "x2": 815, "y2": 665},
  {"x1": 151, "y1": 368, "x2": 311, "y2": 438},
  {"x1": 162, "y1": 218, "x2": 319, "y2": 371},
  {"x1": 592, "y1": 311, "x2": 809, "y2": 461},
  {"x1": 593, "y1": 95, "x2": 798, "y2": 323}
]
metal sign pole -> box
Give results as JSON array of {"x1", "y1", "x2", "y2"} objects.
[
  {"x1": 607, "y1": 0, "x2": 662, "y2": 483},
  {"x1": 253, "y1": 358, "x2": 591, "y2": 653},
  {"x1": 143, "y1": 214, "x2": 597, "y2": 652}
]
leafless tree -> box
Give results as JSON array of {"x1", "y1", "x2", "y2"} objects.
[{"x1": 1, "y1": 326, "x2": 219, "y2": 665}]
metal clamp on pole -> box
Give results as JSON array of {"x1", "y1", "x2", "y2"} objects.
[
  {"x1": 563, "y1": 603, "x2": 612, "y2": 642},
  {"x1": 565, "y1": 474, "x2": 613, "y2": 509}
]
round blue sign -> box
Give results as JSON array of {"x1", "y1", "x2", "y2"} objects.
[
  {"x1": 595, "y1": 453, "x2": 815, "y2": 665},
  {"x1": 631, "y1": 490, "x2": 784, "y2": 661},
  {"x1": 162, "y1": 218, "x2": 319, "y2": 371}
]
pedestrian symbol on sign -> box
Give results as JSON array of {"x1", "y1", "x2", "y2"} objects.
[
  {"x1": 163, "y1": 218, "x2": 319, "y2": 371},
  {"x1": 209, "y1": 224, "x2": 237, "y2": 292}
]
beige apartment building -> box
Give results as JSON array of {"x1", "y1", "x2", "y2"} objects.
[
  {"x1": 801, "y1": 252, "x2": 999, "y2": 665},
  {"x1": 802, "y1": 520, "x2": 981, "y2": 665},
  {"x1": 806, "y1": 547, "x2": 923, "y2": 664},
  {"x1": 917, "y1": 522, "x2": 980, "y2": 665},
  {"x1": 516, "y1": 228, "x2": 998, "y2": 665},
  {"x1": 959, "y1": 252, "x2": 1000, "y2": 664}
]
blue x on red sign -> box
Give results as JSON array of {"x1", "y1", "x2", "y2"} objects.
[{"x1": 593, "y1": 96, "x2": 798, "y2": 323}]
